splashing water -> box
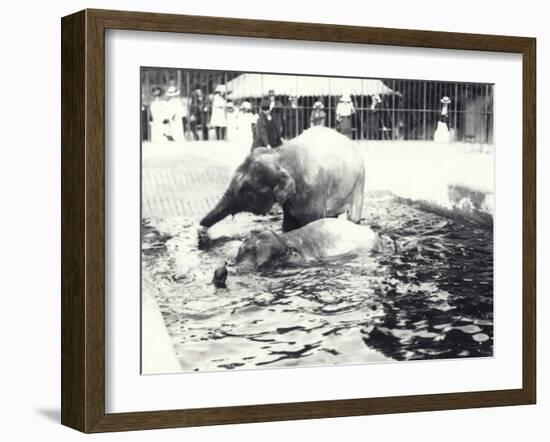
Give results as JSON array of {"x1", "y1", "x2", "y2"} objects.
[{"x1": 142, "y1": 193, "x2": 493, "y2": 373}]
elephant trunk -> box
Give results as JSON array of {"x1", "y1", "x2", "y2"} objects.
[{"x1": 200, "y1": 191, "x2": 235, "y2": 228}]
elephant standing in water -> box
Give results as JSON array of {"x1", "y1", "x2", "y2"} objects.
[{"x1": 199, "y1": 126, "x2": 366, "y2": 234}]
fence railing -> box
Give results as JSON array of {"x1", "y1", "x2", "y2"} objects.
[{"x1": 141, "y1": 69, "x2": 493, "y2": 144}]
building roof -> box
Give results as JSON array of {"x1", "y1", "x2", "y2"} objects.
[{"x1": 225, "y1": 73, "x2": 394, "y2": 99}]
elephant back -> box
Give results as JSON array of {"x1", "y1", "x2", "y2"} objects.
[
  {"x1": 290, "y1": 126, "x2": 363, "y2": 166},
  {"x1": 281, "y1": 127, "x2": 364, "y2": 190},
  {"x1": 284, "y1": 218, "x2": 379, "y2": 260}
]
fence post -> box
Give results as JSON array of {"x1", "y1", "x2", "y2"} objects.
[{"x1": 422, "y1": 81, "x2": 427, "y2": 141}]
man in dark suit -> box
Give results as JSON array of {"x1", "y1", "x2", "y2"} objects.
[
  {"x1": 268, "y1": 89, "x2": 285, "y2": 137},
  {"x1": 251, "y1": 100, "x2": 283, "y2": 150},
  {"x1": 285, "y1": 95, "x2": 303, "y2": 139},
  {"x1": 189, "y1": 85, "x2": 209, "y2": 140}
]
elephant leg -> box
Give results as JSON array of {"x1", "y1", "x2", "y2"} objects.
[
  {"x1": 348, "y1": 179, "x2": 365, "y2": 224},
  {"x1": 282, "y1": 209, "x2": 301, "y2": 232}
]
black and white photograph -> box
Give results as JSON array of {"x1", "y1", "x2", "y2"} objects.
[
  {"x1": 1, "y1": 0, "x2": 544, "y2": 437},
  {"x1": 140, "y1": 67, "x2": 494, "y2": 375}
]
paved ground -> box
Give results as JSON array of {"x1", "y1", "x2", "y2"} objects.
[{"x1": 142, "y1": 140, "x2": 249, "y2": 219}]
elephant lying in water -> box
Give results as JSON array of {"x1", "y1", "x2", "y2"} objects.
[
  {"x1": 200, "y1": 127, "x2": 365, "y2": 234},
  {"x1": 235, "y1": 218, "x2": 381, "y2": 270}
]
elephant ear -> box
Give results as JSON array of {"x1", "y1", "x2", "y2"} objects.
[{"x1": 273, "y1": 167, "x2": 296, "y2": 206}]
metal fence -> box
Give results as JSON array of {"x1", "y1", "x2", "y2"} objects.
[{"x1": 141, "y1": 68, "x2": 493, "y2": 144}]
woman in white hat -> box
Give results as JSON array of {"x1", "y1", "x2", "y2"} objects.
[
  {"x1": 365, "y1": 94, "x2": 383, "y2": 139},
  {"x1": 165, "y1": 85, "x2": 186, "y2": 142},
  {"x1": 224, "y1": 92, "x2": 238, "y2": 141},
  {"x1": 440, "y1": 96, "x2": 451, "y2": 123},
  {"x1": 286, "y1": 95, "x2": 302, "y2": 138},
  {"x1": 210, "y1": 84, "x2": 227, "y2": 140},
  {"x1": 434, "y1": 96, "x2": 452, "y2": 143},
  {"x1": 309, "y1": 101, "x2": 326, "y2": 127},
  {"x1": 236, "y1": 101, "x2": 256, "y2": 145},
  {"x1": 148, "y1": 86, "x2": 167, "y2": 142},
  {"x1": 335, "y1": 94, "x2": 355, "y2": 139}
]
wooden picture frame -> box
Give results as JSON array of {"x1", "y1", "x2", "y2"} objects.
[{"x1": 61, "y1": 8, "x2": 536, "y2": 433}]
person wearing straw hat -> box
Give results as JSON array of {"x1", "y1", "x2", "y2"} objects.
[
  {"x1": 190, "y1": 84, "x2": 209, "y2": 141},
  {"x1": 434, "y1": 96, "x2": 452, "y2": 143},
  {"x1": 268, "y1": 89, "x2": 284, "y2": 137},
  {"x1": 148, "y1": 86, "x2": 168, "y2": 142},
  {"x1": 440, "y1": 96, "x2": 451, "y2": 124},
  {"x1": 309, "y1": 100, "x2": 326, "y2": 127},
  {"x1": 165, "y1": 84, "x2": 186, "y2": 142},
  {"x1": 237, "y1": 101, "x2": 256, "y2": 145},
  {"x1": 336, "y1": 94, "x2": 355, "y2": 139},
  {"x1": 225, "y1": 92, "x2": 238, "y2": 141},
  {"x1": 365, "y1": 94, "x2": 383, "y2": 140},
  {"x1": 285, "y1": 95, "x2": 303, "y2": 138},
  {"x1": 210, "y1": 84, "x2": 227, "y2": 140},
  {"x1": 251, "y1": 100, "x2": 282, "y2": 150}
]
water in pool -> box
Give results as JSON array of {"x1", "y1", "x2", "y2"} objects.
[{"x1": 142, "y1": 193, "x2": 493, "y2": 372}]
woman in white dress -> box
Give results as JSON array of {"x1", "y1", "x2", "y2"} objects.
[
  {"x1": 434, "y1": 96, "x2": 452, "y2": 143},
  {"x1": 236, "y1": 101, "x2": 256, "y2": 145},
  {"x1": 149, "y1": 87, "x2": 167, "y2": 142},
  {"x1": 210, "y1": 84, "x2": 227, "y2": 140},
  {"x1": 335, "y1": 94, "x2": 355, "y2": 139},
  {"x1": 225, "y1": 96, "x2": 238, "y2": 141},
  {"x1": 165, "y1": 85, "x2": 186, "y2": 142}
]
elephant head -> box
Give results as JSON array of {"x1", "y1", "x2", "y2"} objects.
[
  {"x1": 200, "y1": 148, "x2": 296, "y2": 228},
  {"x1": 236, "y1": 229, "x2": 306, "y2": 270},
  {"x1": 236, "y1": 230, "x2": 299, "y2": 270}
]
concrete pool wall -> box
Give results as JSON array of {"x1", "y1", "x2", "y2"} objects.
[{"x1": 361, "y1": 141, "x2": 494, "y2": 224}]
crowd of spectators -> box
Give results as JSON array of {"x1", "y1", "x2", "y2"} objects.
[{"x1": 141, "y1": 83, "x2": 367, "y2": 147}]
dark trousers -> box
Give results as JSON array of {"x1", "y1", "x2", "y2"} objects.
[
  {"x1": 215, "y1": 127, "x2": 226, "y2": 140},
  {"x1": 181, "y1": 116, "x2": 189, "y2": 137},
  {"x1": 337, "y1": 116, "x2": 353, "y2": 139},
  {"x1": 190, "y1": 114, "x2": 209, "y2": 140}
]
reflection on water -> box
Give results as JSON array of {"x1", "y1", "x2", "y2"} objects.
[{"x1": 142, "y1": 193, "x2": 493, "y2": 372}]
